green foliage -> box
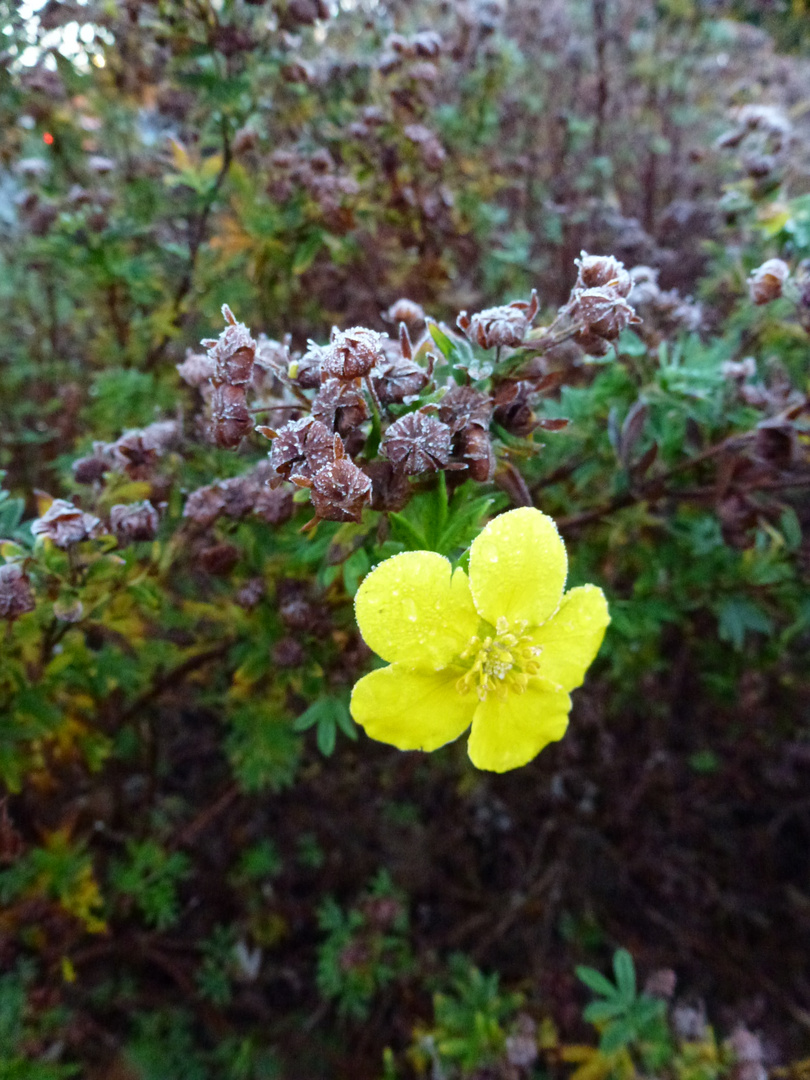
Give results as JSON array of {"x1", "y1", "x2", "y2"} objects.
[
  {"x1": 0, "y1": 966, "x2": 77, "y2": 1080},
  {"x1": 577, "y1": 950, "x2": 670, "y2": 1058},
  {"x1": 110, "y1": 840, "x2": 191, "y2": 931},
  {"x1": 408, "y1": 957, "x2": 524, "y2": 1077},
  {"x1": 317, "y1": 871, "x2": 412, "y2": 1021}
]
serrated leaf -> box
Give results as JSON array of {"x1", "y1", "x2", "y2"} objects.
[{"x1": 583, "y1": 999, "x2": 626, "y2": 1024}]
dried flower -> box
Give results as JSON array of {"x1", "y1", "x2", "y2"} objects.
[
  {"x1": 385, "y1": 298, "x2": 425, "y2": 328},
  {"x1": 31, "y1": 499, "x2": 101, "y2": 548},
  {"x1": 459, "y1": 426, "x2": 495, "y2": 481},
  {"x1": 382, "y1": 411, "x2": 452, "y2": 474},
  {"x1": 110, "y1": 502, "x2": 159, "y2": 544},
  {"x1": 458, "y1": 290, "x2": 539, "y2": 350},
  {"x1": 748, "y1": 258, "x2": 789, "y2": 305},
  {"x1": 253, "y1": 485, "x2": 294, "y2": 525},
  {"x1": 570, "y1": 286, "x2": 640, "y2": 340},
  {"x1": 176, "y1": 349, "x2": 216, "y2": 388},
  {"x1": 364, "y1": 461, "x2": 411, "y2": 512},
  {"x1": 273, "y1": 637, "x2": 306, "y2": 668},
  {"x1": 72, "y1": 455, "x2": 108, "y2": 484},
  {"x1": 210, "y1": 384, "x2": 252, "y2": 449},
  {"x1": 492, "y1": 381, "x2": 537, "y2": 437},
  {"x1": 202, "y1": 304, "x2": 257, "y2": 386},
  {"x1": 183, "y1": 484, "x2": 227, "y2": 527},
  {"x1": 235, "y1": 579, "x2": 264, "y2": 609},
  {"x1": 312, "y1": 378, "x2": 369, "y2": 434},
  {"x1": 320, "y1": 326, "x2": 387, "y2": 382},
  {"x1": 308, "y1": 457, "x2": 373, "y2": 523},
  {"x1": 267, "y1": 417, "x2": 335, "y2": 483},
  {"x1": 0, "y1": 564, "x2": 35, "y2": 620},
  {"x1": 438, "y1": 386, "x2": 492, "y2": 434},
  {"x1": 575, "y1": 251, "x2": 632, "y2": 295}
]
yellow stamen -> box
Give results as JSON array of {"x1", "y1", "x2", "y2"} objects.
[{"x1": 456, "y1": 617, "x2": 542, "y2": 701}]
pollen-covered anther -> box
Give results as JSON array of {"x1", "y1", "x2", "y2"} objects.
[{"x1": 456, "y1": 618, "x2": 542, "y2": 701}]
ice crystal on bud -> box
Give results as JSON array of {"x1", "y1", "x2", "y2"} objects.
[
  {"x1": 267, "y1": 417, "x2": 335, "y2": 484},
  {"x1": 110, "y1": 501, "x2": 159, "y2": 544},
  {"x1": 575, "y1": 251, "x2": 632, "y2": 295}
]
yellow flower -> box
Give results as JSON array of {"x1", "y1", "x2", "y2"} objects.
[{"x1": 350, "y1": 507, "x2": 610, "y2": 772}]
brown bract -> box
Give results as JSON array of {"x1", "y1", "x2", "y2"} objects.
[
  {"x1": 210, "y1": 384, "x2": 253, "y2": 449},
  {"x1": 31, "y1": 499, "x2": 101, "y2": 548},
  {"x1": 0, "y1": 564, "x2": 35, "y2": 620},
  {"x1": 382, "y1": 411, "x2": 451, "y2": 474}
]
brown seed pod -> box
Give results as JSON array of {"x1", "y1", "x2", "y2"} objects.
[
  {"x1": 571, "y1": 287, "x2": 640, "y2": 340},
  {"x1": 438, "y1": 385, "x2": 492, "y2": 434},
  {"x1": 459, "y1": 426, "x2": 496, "y2": 482}
]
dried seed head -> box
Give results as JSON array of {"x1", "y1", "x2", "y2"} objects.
[
  {"x1": 458, "y1": 290, "x2": 539, "y2": 350},
  {"x1": 438, "y1": 386, "x2": 492, "y2": 434},
  {"x1": 403, "y1": 123, "x2": 446, "y2": 169},
  {"x1": 572, "y1": 329, "x2": 612, "y2": 357},
  {"x1": 372, "y1": 352, "x2": 430, "y2": 404},
  {"x1": 321, "y1": 326, "x2": 387, "y2": 381},
  {"x1": 110, "y1": 501, "x2": 159, "y2": 544},
  {"x1": 210, "y1": 384, "x2": 253, "y2": 449},
  {"x1": 184, "y1": 484, "x2": 227, "y2": 527},
  {"x1": 108, "y1": 430, "x2": 160, "y2": 479},
  {"x1": 203, "y1": 304, "x2": 257, "y2": 386},
  {"x1": 308, "y1": 458, "x2": 372, "y2": 523},
  {"x1": 0, "y1": 564, "x2": 35, "y2": 620},
  {"x1": 385, "y1": 298, "x2": 425, "y2": 327},
  {"x1": 72, "y1": 455, "x2": 108, "y2": 485},
  {"x1": 31, "y1": 499, "x2": 101, "y2": 548},
  {"x1": 268, "y1": 417, "x2": 335, "y2": 483},
  {"x1": 575, "y1": 251, "x2": 632, "y2": 296},
  {"x1": 253, "y1": 485, "x2": 294, "y2": 525},
  {"x1": 748, "y1": 258, "x2": 789, "y2": 305},
  {"x1": 382, "y1": 411, "x2": 452, "y2": 474},
  {"x1": 176, "y1": 349, "x2": 217, "y2": 388},
  {"x1": 312, "y1": 378, "x2": 369, "y2": 434},
  {"x1": 235, "y1": 578, "x2": 264, "y2": 609},
  {"x1": 273, "y1": 637, "x2": 306, "y2": 668},
  {"x1": 571, "y1": 286, "x2": 640, "y2": 340}
]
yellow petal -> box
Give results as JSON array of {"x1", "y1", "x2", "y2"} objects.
[
  {"x1": 350, "y1": 664, "x2": 475, "y2": 751},
  {"x1": 468, "y1": 507, "x2": 567, "y2": 628},
  {"x1": 466, "y1": 677, "x2": 570, "y2": 772},
  {"x1": 530, "y1": 585, "x2": 610, "y2": 692},
  {"x1": 354, "y1": 551, "x2": 479, "y2": 669}
]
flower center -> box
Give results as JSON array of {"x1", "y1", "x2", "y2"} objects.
[{"x1": 456, "y1": 617, "x2": 542, "y2": 701}]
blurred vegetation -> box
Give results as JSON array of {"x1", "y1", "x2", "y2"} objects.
[{"x1": 0, "y1": 0, "x2": 809, "y2": 1077}]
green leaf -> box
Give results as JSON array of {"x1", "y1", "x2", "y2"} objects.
[
  {"x1": 583, "y1": 999, "x2": 627, "y2": 1024},
  {"x1": 292, "y1": 230, "x2": 324, "y2": 275},
  {"x1": 716, "y1": 597, "x2": 774, "y2": 651},
  {"x1": 575, "y1": 964, "x2": 617, "y2": 999},
  {"x1": 316, "y1": 716, "x2": 337, "y2": 757},
  {"x1": 600, "y1": 1019, "x2": 635, "y2": 1054},
  {"x1": 612, "y1": 949, "x2": 636, "y2": 1001}
]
